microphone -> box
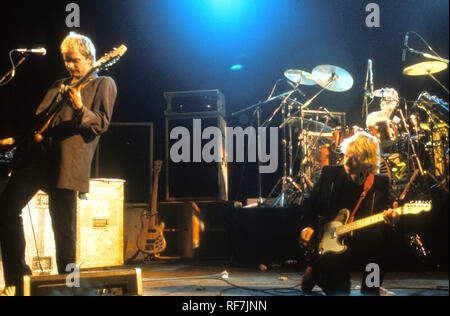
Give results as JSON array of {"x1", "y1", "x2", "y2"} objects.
[
  {"x1": 368, "y1": 59, "x2": 374, "y2": 98},
  {"x1": 320, "y1": 106, "x2": 341, "y2": 126},
  {"x1": 402, "y1": 33, "x2": 409, "y2": 62},
  {"x1": 14, "y1": 48, "x2": 47, "y2": 55}
]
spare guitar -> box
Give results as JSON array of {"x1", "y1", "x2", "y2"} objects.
[
  {"x1": 315, "y1": 201, "x2": 432, "y2": 258},
  {"x1": 137, "y1": 160, "x2": 167, "y2": 255},
  {"x1": 0, "y1": 45, "x2": 127, "y2": 168}
]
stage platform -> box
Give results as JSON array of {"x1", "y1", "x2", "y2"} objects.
[{"x1": 126, "y1": 259, "x2": 448, "y2": 297}]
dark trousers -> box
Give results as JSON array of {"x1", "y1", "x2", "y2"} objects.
[
  {"x1": 0, "y1": 164, "x2": 77, "y2": 294},
  {"x1": 311, "y1": 231, "x2": 388, "y2": 296}
]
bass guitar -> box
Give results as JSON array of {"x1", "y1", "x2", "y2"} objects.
[
  {"x1": 137, "y1": 160, "x2": 167, "y2": 255},
  {"x1": 316, "y1": 201, "x2": 432, "y2": 257}
]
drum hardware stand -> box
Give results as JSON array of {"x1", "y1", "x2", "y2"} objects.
[
  {"x1": 362, "y1": 59, "x2": 375, "y2": 122},
  {"x1": 398, "y1": 105, "x2": 425, "y2": 177},
  {"x1": 231, "y1": 89, "x2": 299, "y2": 206},
  {"x1": 269, "y1": 83, "x2": 304, "y2": 207},
  {"x1": 397, "y1": 105, "x2": 449, "y2": 199}
]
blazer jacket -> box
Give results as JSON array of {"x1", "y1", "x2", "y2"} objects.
[{"x1": 34, "y1": 75, "x2": 117, "y2": 193}]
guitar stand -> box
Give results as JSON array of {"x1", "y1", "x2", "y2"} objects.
[{"x1": 126, "y1": 250, "x2": 164, "y2": 264}]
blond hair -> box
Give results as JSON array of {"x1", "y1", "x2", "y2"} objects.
[
  {"x1": 340, "y1": 131, "x2": 380, "y2": 173},
  {"x1": 60, "y1": 32, "x2": 96, "y2": 61}
]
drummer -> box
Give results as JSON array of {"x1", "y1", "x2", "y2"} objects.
[
  {"x1": 366, "y1": 88, "x2": 400, "y2": 128},
  {"x1": 366, "y1": 87, "x2": 401, "y2": 153}
]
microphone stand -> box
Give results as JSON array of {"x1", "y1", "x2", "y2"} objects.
[
  {"x1": 230, "y1": 89, "x2": 299, "y2": 206},
  {"x1": 362, "y1": 60, "x2": 370, "y2": 120},
  {"x1": 0, "y1": 54, "x2": 29, "y2": 86}
]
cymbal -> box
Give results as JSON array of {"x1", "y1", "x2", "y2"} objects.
[
  {"x1": 284, "y1": 69, "x2": 317, "y2": 86},
  {"x1": 312, "y1": 65, "x2": 354, "y2": 92},
  {"x1": 403, "y1": 61, "x2": 448, "y2": 76},
  {"x1": 280, "y1": 117, "x2": 332, "y2": 132}
]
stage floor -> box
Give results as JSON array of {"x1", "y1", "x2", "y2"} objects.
[{"x1": 125, "y1": 259, "x2": 449, "y2": 296}]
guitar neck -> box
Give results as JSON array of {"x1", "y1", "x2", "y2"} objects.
[
  {"x1": 150, "y1": 178, "x2": 159, "y2": 216},
  {"x1": 337, "y1": 206, "x2": 403, "y2": 236}
]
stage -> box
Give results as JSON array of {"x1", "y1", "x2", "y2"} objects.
[
  {"x1": 100, "y1": 259, "x2": 450, "y2": 296},
  {"x1": 0, "y1": 0, "x2": 448, "y2": 298}
]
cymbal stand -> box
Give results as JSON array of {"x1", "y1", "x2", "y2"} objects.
[
  {"x1": 231, "y1": 87, "x2": 299, "y2": 206},
  {"x1": 272, "y1": 85, "x2": 303, "y2": 207},
  {"x1": 426, "y1": 72, "x2": 449, "y2": 95},
  {"x1": 292, "y1": 75, "x2": 336, "y2": 116}
]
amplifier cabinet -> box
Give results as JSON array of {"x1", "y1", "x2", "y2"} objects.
[
  {"x1": 164, "y1": 89, "x2": 225, "y2": 116},
  {"x1": 165, "y1": 113, "x2": 228, "y2": 201},
  {"x1": 157, "y1": 201, "x2": 234, "y2": 259}
]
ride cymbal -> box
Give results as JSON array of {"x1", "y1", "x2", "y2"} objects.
[
  {"x1": 312, "y1": 65, "x2": 354, "y2": 92},
  {"x1": 403, "y1": 61, "x2": 448, "y2": 76}
]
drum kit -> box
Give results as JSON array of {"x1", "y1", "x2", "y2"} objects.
[
  {"x1": 238, "y1": 58, "x2": 448, "y2": 207},
  {"x1": 255, "y1": 64, "x2": 356, "y2": 206}
]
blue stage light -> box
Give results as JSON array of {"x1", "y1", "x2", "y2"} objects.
[{"x1": 230, "y1": 64, "x2": 244, "y2": 71}]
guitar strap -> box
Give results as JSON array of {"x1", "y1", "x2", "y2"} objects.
[{"x1": 348, "y1": 173, "x2": 374, "y2": 223}]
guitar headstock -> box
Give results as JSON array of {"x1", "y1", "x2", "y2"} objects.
[
  {"x1": 404, "y1": 201, "x2": 432, "y2": 215},
  {"x1": 154, "y1": 160, "x2": 163, "y2": 174},
  {"x1": 94, "y1": 45, "x2": 127, "y2": 72}
]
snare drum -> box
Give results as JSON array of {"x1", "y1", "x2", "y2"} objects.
[{"x1": 367, "y1": 121, "x2": 398, "y2": 142}]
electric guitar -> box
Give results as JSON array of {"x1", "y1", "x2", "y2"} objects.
[
  {"x1": 0, "y1": 45, "x2": 127, "y2": 166},
  {"x1": 315, "y1": 201, "x2": 432, "y2": 258},
  {"x1": 137, "y1": 160, "x2": 167, "y2": 255}
]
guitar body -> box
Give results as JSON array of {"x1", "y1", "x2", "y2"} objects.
[
  {"x1": 311, "y1": 202, "x2": 432, "y2": 263},
  {"x1": 318, "y1": 209, "x2": 350, "y2": 257},
  {"x1": 137, "y1": 211, "x2": 167, "y2": 254}
]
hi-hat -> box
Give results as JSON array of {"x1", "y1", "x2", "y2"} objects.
[
  {"x1": 312, "y1": 65, "x2": 354, "y2": 92},
  {"x1": 403, "y1": 61, "x2": 448, "y2": 76},
  {"x1": 284, "y1": 69, "x2": 317, "y2": 85}
]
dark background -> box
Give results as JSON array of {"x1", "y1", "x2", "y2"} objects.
[{"x1": 1, "y1": 0, "x2": 448, "y2": 203}]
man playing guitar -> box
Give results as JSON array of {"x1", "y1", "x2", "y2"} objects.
[
  {"x1": 0, "y1": 32, "x2": 117, "y2": 295},
  {"x1": 300, "y1": 131, "x2": 399, "y2": 296}
]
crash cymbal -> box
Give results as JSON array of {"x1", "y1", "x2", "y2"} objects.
[
  {"x1": 312, "y1": 65, "x2": 354, "y2": 92},
  {"x1": 284, "y1": 69, "x2": 317, "y2": 86},
  {"x1": 403, "y1": 61, "x2": 448, "y2": 76},
  {"x1": 280, "y1": 117, "x2": 332, "y2": 132}
]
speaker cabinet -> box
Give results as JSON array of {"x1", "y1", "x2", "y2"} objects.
[
  {"x1": 157, "y1": 201, "x2": 234, "y2": 259},
  {"x1": 165, "y1": 114, "x2": 228, "y2": 201}
]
